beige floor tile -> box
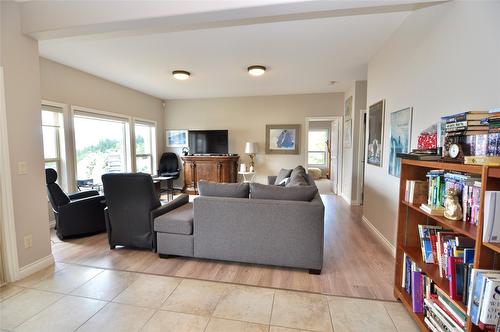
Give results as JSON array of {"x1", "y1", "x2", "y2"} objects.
[
  {"x1": 328, "y1": 297, "x2": 397, "y2": 332},
  {"x1": 142, "y1": 310, "x2": 209, "y2": 332},
  {"x1": 269, "y1": 326, "x2": 308, "y2": 332},
  {"x1": 71, "y1": 270, "x2": 139, "y2": 301},
  {"x1": 0, "y1": 289, "x2": 62, "y2": 330},
  {"x1": 76, "y1": 302, "x2": 155, "y2": 332},
  {"x1": 213, "y1": 285, "x2": 274, "y2": 324},
  {"x1": 112, "y1": 274, "x2": 181, "y2": 308},
  {"x1": 32, "y1": 265, "x2": 103, "y2": 294},
  {"x1": 14, "y1": 295, "x2": 106, "y2": 332},
  {"x1": 161, "y1": 279, "x2": 227, "y2": 316},
  {"x1": 0, "y1": 284, "x2": 24, "y2": 302},
  {"x1": 205, "y1": 318, "x2": 268, "y2": 332},
  {"x1": 271, "y1": 290, "x2": 332, "y2": 332},
  {"x1": 14, "y1": 262, "x2": 67, "y2": 288},
  {"x1": 384, "y1": 302, "x2": 420, "y2": 332}
]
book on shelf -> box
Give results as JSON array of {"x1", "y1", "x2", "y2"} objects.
[
  {"x1": 420, "y1": 204, "x2": 445, "y2": 216},
  {"x1": 483, "y1": 191, "x2": 500, "y2": 243},
  {"x1": 464, "y1": 155, "x2": 500, "y2": 166},
  {"x1": 418, "y1": 225, "x2": 443, "y2": 264},
  {"x1": 468, "y1": 270, "x2": 500, "y2": 329},
  {"x1": 405, "y1": 180, "x2": 428, "y2": 204}
]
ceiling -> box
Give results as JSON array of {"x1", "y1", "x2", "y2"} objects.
[{"x1": 32, "y1": 1, "x2": 440, "y2": 99}]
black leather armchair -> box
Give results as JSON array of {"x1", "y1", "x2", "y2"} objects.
[
  {"x1": 45, "y1": 168, "x2": 106, "y2": 240},
  {"x1": 157, "y1": 153, "x2": 180, "y2": 194},
  {"x1": 101, "y1": 173, "x2": 183, "y2": 250}
]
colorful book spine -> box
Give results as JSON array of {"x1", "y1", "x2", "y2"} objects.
[
  {"x1": 479, "y1": 278, "x2": 500, "y2": 325},
  {"x1": 412, "y1": 271, "x2": 424, "y2": 313}
]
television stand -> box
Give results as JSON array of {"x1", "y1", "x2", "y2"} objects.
[{"x1": 181, "y1": 155, "x2": 239, "y2": 195}]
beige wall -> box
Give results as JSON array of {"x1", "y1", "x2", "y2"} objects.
[
  {"x1": 1, "y1": 1, "x2": 52, "y2": 268},
  {"x1": 341, "y1": 80, "x2": 366, "y2": 204},
  {"x1": 165, "y1": 93, "x2": 343, "y2": 184},
  {"x1": 364, "y1": 1, "x2": 500, "y2": 247},
  {"x1": 40, "y1": 58, "x2": 165, "y2": 169}
]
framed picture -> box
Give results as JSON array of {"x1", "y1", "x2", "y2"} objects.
[
  {"x1": 265, "y1": 124, "x2": 300, "y2": 154},
  {"x1": 344, "y1": 96, "x2": 353, "y2": 119},
  {"x1": 344, "y1": 119, "x2": 352, "y2": 148},
  {"x1": 389, "y1": 107, "x2": 413, "y2": 177},
  {"x1": 367, "y1": 100, "x2": 385, "y2": 167},
  {"x1": 166, "y1": 130, "x2": 188, "y2": 147}
]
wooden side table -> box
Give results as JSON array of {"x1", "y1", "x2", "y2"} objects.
[{"x1": 239, "y1": 171, "x2": 256, "y2": 183}]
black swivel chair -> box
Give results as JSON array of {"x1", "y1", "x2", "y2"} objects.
[
  {"x1": 101, "y1": 173, "x2": 182, "y2": 250},
  {"x1": 45, "y1": 168, "x2": 106, "y2": 240},
  {"x1": 157, "y1": 152, "x2": 181, "y2": 194}
]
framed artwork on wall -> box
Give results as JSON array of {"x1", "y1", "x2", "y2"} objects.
[
  {"x1": 388, "y1": 107, "x2": 413, "y2": 177},
  {"x1": 344, "y1": 119, "x2": 352, "y2": 148},
  {"x1": 367, "y1": 100, "x2": 385, "y2": 167},
  {"x1": 166, "y1": 130, "x2": 188, "y2": 147},
  {"x1": 344, "y1": 96, "x2": 353, "y2": 119},
  {"x1": 265, "y1": 124, "x2": 300, "y2": 154}
]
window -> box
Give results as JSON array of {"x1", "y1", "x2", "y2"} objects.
[
  {"x1": 308, "y1": 129, "x2": 329, "y2": 165},
  {"x1": 41, "y1": 106, "x2": 64, "y2": 177},
  {"x1": 73, "y1": 111, "x2": 130, "y2": 186},
  {"x1": 134, "y1": 121, "x2": 156, "y2": 174}
]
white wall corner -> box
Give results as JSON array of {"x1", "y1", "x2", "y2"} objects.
[
  {"x1": 361, "y1": 215, "x2": 396, "y2": 257},
  {"x1": 17, "y1": 254, "x2": 55, "y2": 281},
  {"x1": 340, "y1": 192, "x2": 351, "y2": 205}
]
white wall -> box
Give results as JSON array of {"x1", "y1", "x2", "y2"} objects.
[
  {"x1": 364, "y1": 1, "x2": 500, "y2": 246},
  {"x1": 1, "y1": 1, "x2": 52, "y2": 270},
  {"x1": 165, "y1": 93, "x2": 343, "y2": 184}
]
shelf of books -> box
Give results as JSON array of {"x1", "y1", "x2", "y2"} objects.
[{"x1": 395, "y1": 159, "x2": 500, "y2": 332}]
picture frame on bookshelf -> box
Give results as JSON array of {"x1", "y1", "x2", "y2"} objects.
[
  {"x1": 389, "y1": 107, "x2": 412, "y2": 177},
  {"x1": 367, "y1": 99, "x2": 385, "y2": 167}
]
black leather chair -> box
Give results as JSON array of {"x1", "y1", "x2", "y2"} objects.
[
  {"x1": 45, "y1": 168, "x2": 106, "y2": 240},
  {"x1": 158, "y1": 152, "x2": 180, "y2": 194},
  {"x1": 101, "y1": 173, "x2": 181, "y2": 250}
]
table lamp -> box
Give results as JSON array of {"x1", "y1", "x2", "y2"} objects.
[{"x1": 244, "y1": 142, "x2": 257, "y2": 172}]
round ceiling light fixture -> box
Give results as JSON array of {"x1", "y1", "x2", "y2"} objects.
[
  {"x1": 172, "y1": 70, "x2": 191, "y2": 80},
  {"x1": 247, "y1": 65, "x2": 266, "y2": 77}
]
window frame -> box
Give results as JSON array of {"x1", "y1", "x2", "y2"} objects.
[
  {"x1": 71, "y1": 105, "x2": 133, "y2": 187},
  {"x1": 307, "y1": 128, "x2": 329, "y2": 166},
  {"x1": 133, "y1": 118, "x2": 157, "y2": 175}
]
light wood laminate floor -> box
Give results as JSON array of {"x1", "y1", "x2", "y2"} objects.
[{"x1": 51, "y1": 194, "x2": 395, "y2": 301}]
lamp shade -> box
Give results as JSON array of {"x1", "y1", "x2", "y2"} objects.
[{"x1": 244, "y1": 142, "x2": 257, "y2": 154}]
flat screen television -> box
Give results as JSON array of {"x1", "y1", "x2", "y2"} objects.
[{"x1": 188, "y1": 130, "x2": 228, "y2": 155}]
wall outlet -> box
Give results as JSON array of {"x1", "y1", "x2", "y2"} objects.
[
  {"x1": 17, "y1": 161, "x2": 28, "y2": 175},
  {"x1": 24, "y1": 235, "x2": 33, "y2": 249}
]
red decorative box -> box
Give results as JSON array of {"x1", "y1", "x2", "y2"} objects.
[{"x1": 417, "y1": 133, "x2": 437, "y2": 149}]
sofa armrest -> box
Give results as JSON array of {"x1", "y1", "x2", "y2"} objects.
[
  {"x1": 267, "y1": 176, "x2": 277, "y2": 185},
  {"x1": 69, "y1": 190, "x2": 99, "y2": 200},
  {"x1": 151, "y1": 194, "x2": 189, "y2": 219}
]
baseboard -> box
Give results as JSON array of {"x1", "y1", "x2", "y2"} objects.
[
  {"x1": 361, "y1": 216, "x2": 396, "y2": 257},
  {"x1": 17, "y1": 254, "x2": 55, "y2": 280}
]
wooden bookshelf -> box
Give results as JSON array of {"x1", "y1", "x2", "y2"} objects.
[{"x1": 395, "y1": 159, "x2": 500, "y2": 332}]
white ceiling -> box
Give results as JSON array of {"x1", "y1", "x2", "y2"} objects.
[{"x1": 34, "y1": 1, "x2": 430, "y2": 99}]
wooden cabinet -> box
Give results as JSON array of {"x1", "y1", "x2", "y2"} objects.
[{"x1": 181, "y1": 155, "x2": 239, "y2": 194}]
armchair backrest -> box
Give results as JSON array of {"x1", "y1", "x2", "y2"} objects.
[
  {"x1": 158, "y1": 152, "x2": 179, "y2": 174},
  {"x1": 45, "y1": 168, "x2": 70, "y2": 212},
  {"x1": 101, "y1": 173, "x2": 161, "y2": 249}
]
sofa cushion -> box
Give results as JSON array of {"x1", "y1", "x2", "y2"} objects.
[
  {"x1": 250, "y1": 183, "x2": 318, "y2": 201},
  {"x1": 154, "y1": 202, "x2": 193, "y2": 235},
  {"x1": 198, "y1": 180, "x2": 249, "y2": 198},
  {"x1": 287, "y1": 166, "x2": 309, "y2": 187},
  {"x1": 274, "y1": 168, "x2": 292, "y2": 186}
]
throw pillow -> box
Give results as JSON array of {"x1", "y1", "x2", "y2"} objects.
[
  {"x1": 287, "y1": 165, "x2": 309, "y2": 187},
  {"x1": 274, "y1": 168, "x2": 292, "y2": 185},
  {"x1": 198, "y1": 181, "x2": 249, "y2": 198},
  {"x1": 250, "y1": 183, "x2": 318, "y2": 201}
]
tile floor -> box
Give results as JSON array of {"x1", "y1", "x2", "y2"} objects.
[{"x1": 0, "y1": 262, "x2": 419, "y2": 332}]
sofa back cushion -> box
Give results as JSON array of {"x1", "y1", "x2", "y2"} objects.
[
  {"x1": 274, "y1": 168, "x2": 292, "y2": 186},
  {"x1": 286, "y1": 165, "x2": 309, "y2": 187},
  {"x1": 198, "y1": 180, "x2": 249, "y2": 198},
  {"x1": 250, "y1": 183, "x2": 318, "y2": 202}
]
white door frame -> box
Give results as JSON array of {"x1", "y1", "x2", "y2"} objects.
[
  {"x1": 0, "y1": 67, "x2": 20, "y2": 282},
  {"x1": 304, "y1": 116, "x2": 343, "y2": 194},
  {"x1": 356, "y1": 109, "x2": 367, "y2": 205}
]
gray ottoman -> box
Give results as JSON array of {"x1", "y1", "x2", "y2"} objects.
[{"x1": 154, "y1": 202, "x2": 194, "y2": 257}]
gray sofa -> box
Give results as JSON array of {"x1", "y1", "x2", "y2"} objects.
[{"x1": 154, "y1": 170, "x2": 325, "y2": 274}]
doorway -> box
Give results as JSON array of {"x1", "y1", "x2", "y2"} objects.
[{"x1": 305, "y1": 117, "x2": 342, "y2": 194}]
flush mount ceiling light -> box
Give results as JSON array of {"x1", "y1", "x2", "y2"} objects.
[
  {"x1": 172, "y1": 70, "x2": 190, "y2": 80},
  {"x1": 247, "y1": 65, "x2": 266, "y2": 77}
]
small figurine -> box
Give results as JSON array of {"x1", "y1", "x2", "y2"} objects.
[{"x1": 443, "y1": 188, "x2": 463, "y2": 220}]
